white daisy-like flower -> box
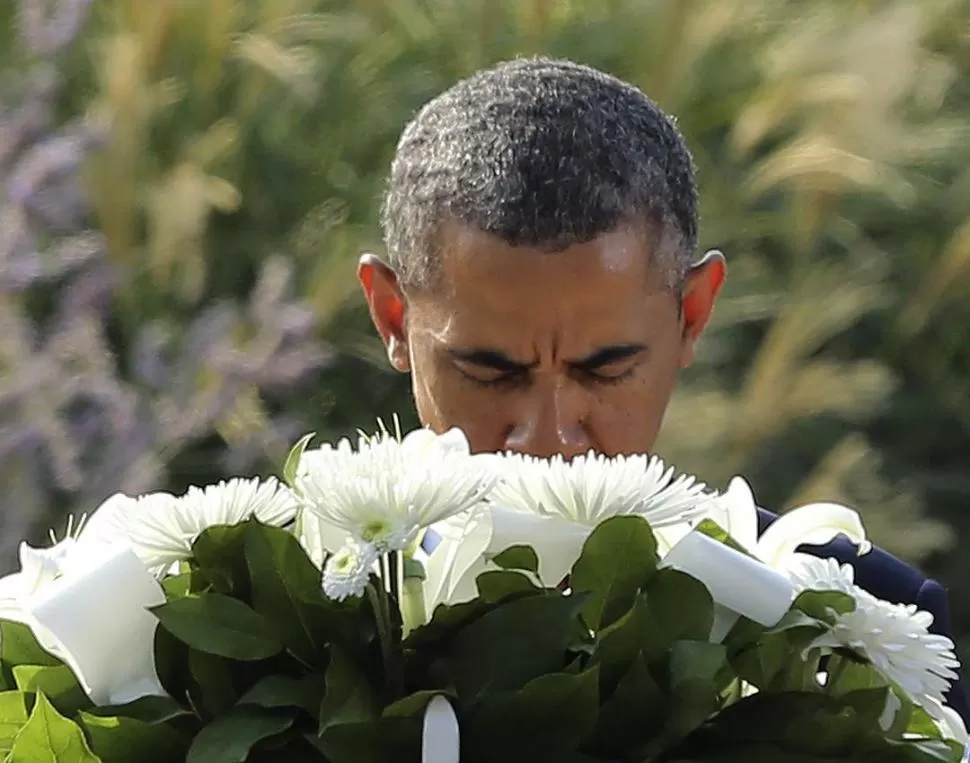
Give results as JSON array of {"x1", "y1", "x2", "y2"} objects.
[
  {"x1": 423, "y1": 451, "x2": 715, "y2": 614},
  {"x1": 492, "y1": 451, "x2": 712, "y2": 530},
  {"x1": 322, "y1": 540, "x2": 380, "y2": 601},
  {"x1": 786, "y1": 553, "x2": 961, "y2": 722},
  {"x1": 78, "y1": 478, "x2": 298, "y2": 577},
  {"x1": 294, "y1": 426, "x2": 497, "y2": 555}
]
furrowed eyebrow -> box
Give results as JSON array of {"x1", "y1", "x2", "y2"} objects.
[
  {"x1": 447, "y1": 348, "x2": 538, "y2": 373},
  {"x1": 448, "y1": 343, "x2": 647, "y2": 372}
]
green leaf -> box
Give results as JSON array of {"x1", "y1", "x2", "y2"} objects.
[
  {"x1": 7, "y1": 692, "x2": 100, "y2": 762},
  {"x1": 793, "y1": 589, "x2": 856, "y2": 622},
  {"x1": 404, "y1": 597, "x2": 495, "y2": 650},
  {"x1": 466, "y1": 669, "x2": 600, "y2": 759},
  {"x1": 12, "y1": 665, "x2": 89, "y2": 717},
  {"x1": 694, "y1": 519, "x2": 757, "y2": 556},
  {"x1": 569, "y1": 516, "x2": 658, "y2": 631},
  {"x1": 590, "y1": 652, "x2": 665, "y2": 755},
  {"x1": 244, "y1": 522, "x2": 331, "y2": 665},
  {"x1": 839, "y1": 687, "x2": 894, "y2": 731},
  {"x1": 475, "y1": 569, "x2": 540, "y2": 603},
  {"x1": 445, "y1": 593, "x2": 585, "y2": 700},
  {"x1": 698, "y1": 691, "x2": 861, "y2": 756},
  {"x1": 161, "y1": 571, "x2": 200, "y2": 599},
  {"x1": 729, "y1": 629, "x2": 797, "y2": 690},
  {"x1": 0, "y1": 621, "x2": 61, "y2": 683},
  {"x1": 826, "y1": 655, "x2": 888, "y2": 696},
  {"x1": 639, "y1": 569, "x2": 715, "y2": 658},
  {"x1": 594, "y1": 595, "x2": 651, "y2": 694},
  {"x1": 152, "y1": 624, "x2": 192, "y2": 705},
  {"x1": 0, "y1": 691, "x2": 29, "y2": 755},
  {"x1": 764, "y1": 608, "x2": 826, "y2": 636},
  {"x1": 319, "y1": 647, "x2": 378, "y2": 732},
  {"x1": 191, "y1": 524, "x2": 251, "y2": 597},
  {"x1": 283, "y1": 433, "x2": 315, "y2": 488},
  {"x1": 490, "y1": 545, "x2": 540, "y2": 575},
  {"x1": 185, "y1": 707, "x2": 294, "y2": 763},
  {"x1": 382, "y1": 690, "x2": 453, "y2": 719},
  {"x1": 662, "y1": 641, "x2": 729, "y2": 745},
  {"x1": 316, "y1": 716, "x2": 420, "y2": 763},
  {"x1": 907, "y1": 704, "x2": 948, "y2": 740},
  {"x1": 238, "y1": 674, "x2": 326, "y2": 716},
  {"x1": 187, "y1": 651, "x2": 236, "y2": 716},
  {"x1": 152, "y1": 592, "x2": 282, "y2": 661},
  {"x1": 78, "y1": 712, "x2": 188, "y2": 763},
  {"x1": 84, "y1": 695, "x2": 188, "y2": 724},
  {"x1": 669, "y1": 640, "x2": 728, "y2": 692}
]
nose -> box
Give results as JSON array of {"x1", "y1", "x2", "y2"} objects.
[{"x1": 503, "y1": 380, "x2": 592, "y2": 460}]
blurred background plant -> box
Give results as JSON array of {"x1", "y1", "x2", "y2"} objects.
[{"x1": 2, "y1": 0, "x2": 970, "y2": 659}]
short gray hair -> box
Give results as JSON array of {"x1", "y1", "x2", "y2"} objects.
[{"x1": 381, "y1": 56, "x2": 699, "y2": 291}]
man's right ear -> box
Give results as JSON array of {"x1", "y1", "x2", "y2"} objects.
[{"x1": 357, "y1": 254, "x2": 411, "y2": 373}]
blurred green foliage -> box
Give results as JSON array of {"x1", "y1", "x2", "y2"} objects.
[{"x1": 3, "y1": 0, "x2": 970, "y2": 656}]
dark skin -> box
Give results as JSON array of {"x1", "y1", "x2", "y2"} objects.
[{"x1": 358, "y1": 221, "x2": 726, "y2": 459}]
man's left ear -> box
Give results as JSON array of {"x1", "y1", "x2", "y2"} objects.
[{"x1": 679, "y1": 249, "x2": 726, "y2": 368}]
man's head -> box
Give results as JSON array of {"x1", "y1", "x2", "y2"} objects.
[{"x1": 359, "y1": 57, "x2": 725, "y2": 458}]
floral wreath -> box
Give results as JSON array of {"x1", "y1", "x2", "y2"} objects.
[{"x1": 0, "y1": 421, "x2": 965, "y2": 762}]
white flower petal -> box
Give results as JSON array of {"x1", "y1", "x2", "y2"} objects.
[
  {"x1": 88, "y1": 479, "x2": 297, "y2": 576},
  {"x1": 298, "y1": 513, "x2": 349, "y2": 569},
  {"x1": 931, "y1": 701, "x2": 970, "y2": 746},
  {"x1": 432, "y1": 428, "x2": 473, "y2": 456},
  {"x1": 706, "y1": 476, "x2": 760, "y2": 551},
  {"x1": 423, "y1": 511, "x2": 493, "y2": 616},
  {"x1": 322, "y1": 540, "x2": 379, "y2": 601},
  {"x1": 71, "y1": 493, "x2": 143, "y2": 553},
  {"x1": 787, "y1": 554, "x2": 960, "y2": 722},
  {"x1": 487, "y1": 507, "x2": 590, "y2": 587},
  {"x1": 757, "y1": 503, "x2": 871, "y2": 569},
  {"x1": 296, "y1": 427, "x2": 497, "y2": 553}
]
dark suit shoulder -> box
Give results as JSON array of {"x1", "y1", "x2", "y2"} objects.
[{"x1": 756, "y1": 508, "x2": 924, "y2": 605}]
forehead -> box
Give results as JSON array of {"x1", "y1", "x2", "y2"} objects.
[{"x1": 408, "y1": 223, "x2": 677, "y2": 342}]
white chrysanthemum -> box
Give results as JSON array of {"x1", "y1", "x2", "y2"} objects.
[
  {"x1": 322, "y1": 540, "x2": 380, "y2": 601},
  {"x1": 787, "y1": 554, "x2": 961, "y2": 720},
  {"x1": 78, "y1": 478, "x2": 298, "y2": 576},
  {"x1": 295, "y1": 426, "x2": 497, "y2": 554},
  {"x1": 492, "y1": 451, "x2": 712, "y2": 529},
  {"x1": 423, "y1": 451, "x2": 716, "y2": 614}
]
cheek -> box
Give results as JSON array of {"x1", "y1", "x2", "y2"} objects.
[
  {"x1": 410, "y1": 359, "x2": 513, "y2": 449},
  {"x1": 588, "y1": 365, "x2": 680, "y2": 453}
]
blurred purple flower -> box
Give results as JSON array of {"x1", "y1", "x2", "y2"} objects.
[{"x1": 0, "y1": 0, "x2": 334, "y2": 571}]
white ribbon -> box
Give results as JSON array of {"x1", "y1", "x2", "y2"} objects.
[
  {"x1": 660, "y1": 530, "x2": 795, "y2": 629},
  {"x1": 28, "y1": 545, "x2": 168, "y2": 706},
  {"x1": 422, "y1": 695, "x2": 460, "y2": 763}
]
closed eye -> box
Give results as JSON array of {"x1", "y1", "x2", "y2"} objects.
[
  {"x1": 576, "y1": 366, "x2": 638, "y2": 385},
  {"x1": 456, "y1": 364, "x2": 531, "y2": 388},
  {"x1": 570, "y1": 343, "x2": 647, "y2": 384},
  {"x1": 449, "y1": 348, "x2": 537, "y2": 388}
]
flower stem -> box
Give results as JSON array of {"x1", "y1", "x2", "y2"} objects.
[
  {"x1": 388, "y1": 550, "x2": 401, "y2": 605},
  {"x1": 401, "y1": 556, "x2": 427, "y2": 636},
  {"x1": 366, "y1": 579, "x2": 399, "y2": 701},
  {"x1": 825, "y1": 653, "x2": 850, "y2": 693}
]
